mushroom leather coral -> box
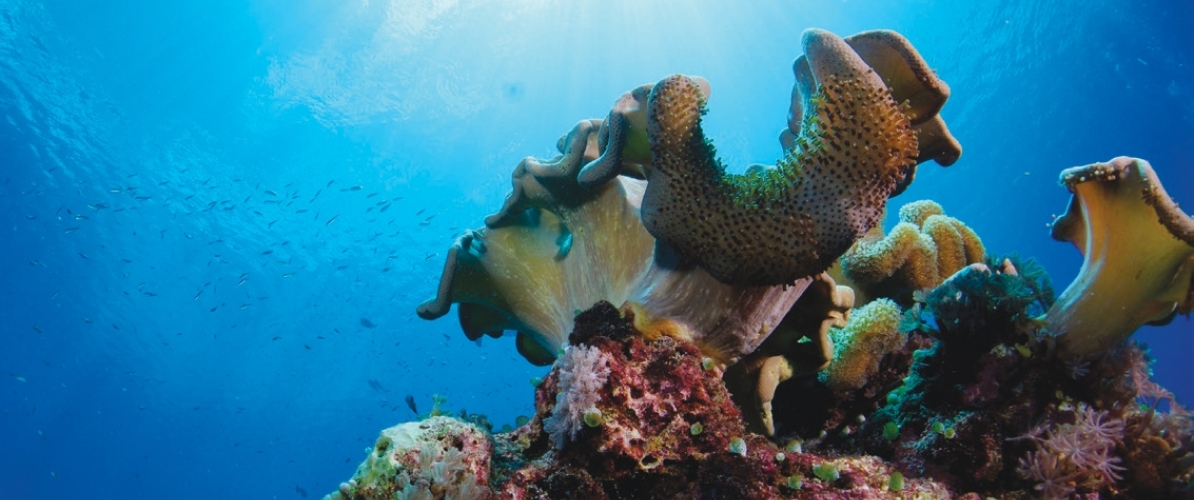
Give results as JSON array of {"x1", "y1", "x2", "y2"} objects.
[
  {"x1": 416, "y1": 124, "x2": 811, "y2": 365},
  {"x1": 642, "y1": 28, "x2": 923, "y2": 286},
  {"x1": 1047, "y1": 157, "x2": 1194, "y2": 359},
  {"x1": 417, "y1": 27, "x2": 959, "y2": 365}
]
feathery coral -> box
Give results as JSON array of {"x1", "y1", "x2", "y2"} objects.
[
  {"x1": 1017, "y1": 406, "x2": 1126, "y2": 499},
  {"x1": 543, "y1": 345, "x2": 611, "y2": 449}
]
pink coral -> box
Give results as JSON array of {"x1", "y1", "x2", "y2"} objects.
[
  {"x1": 1017, "y1": 406, "x2": 1126, "y2": 498},
  {"x1": 542, "y1": 345, "x2": 610, "y2": 449}
]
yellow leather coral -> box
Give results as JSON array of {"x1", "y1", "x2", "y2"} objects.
[
  {"x1": 838, "y1": 200, "x2": 985, "y2": 303},
  {"x1": 821, "y1": 298, "x2": 906, "y2": 390},
  {"x1": 1046, "y1": 157, "x2": 1194, "y2": 359}
]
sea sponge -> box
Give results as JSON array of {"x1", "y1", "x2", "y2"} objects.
[
  {"x1": 821, "y1": 298, "x2": 906, "y2": 390},
  {"x1": 641, "y1": 28, "x2": 923, "y2": 286},
  {"x1": 1045, "y1": 157, "x2": 1194, "y2": 359},
  {"x1": 327, "y1": 416, "x2": 491, "y2": 500},
  {"x1": 838, "y1": 199, "x2": 985, "y2": 304}
]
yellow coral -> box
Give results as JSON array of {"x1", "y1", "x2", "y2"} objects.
[
  {"x1": 1046, "y1": 157, "x2": 1194, "y2": 358},
  {"x1": 839, "y1": 200, "x2": 985, "y2": 303},
  {"x1": 822, "y1": 298, "x2": 906, "y2": 390}
]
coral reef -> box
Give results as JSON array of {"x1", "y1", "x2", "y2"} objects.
[
  {"x1": 325, "y1": 416, "x2": 492, "y2": 500},
  {"x1": 417, "y1": 27, "x2": 957, "y2": 371},
  {"x1": 372, "y1": 22, "x2": 1194, "y2": 500},
  {"x1": 1045, "y1": 156, "x2": 1194, "y2": 359},
  {"x1": 837, "y1": 199, "x2": 985, "y2": 305}
]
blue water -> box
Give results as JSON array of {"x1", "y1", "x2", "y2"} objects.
[{"x1": 1, "y1": 0, "x2": 1191, "y2": 498}]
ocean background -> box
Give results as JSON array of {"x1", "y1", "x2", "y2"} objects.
[{"x1": 1, "y1": 0, "x2": 1191, "y2": 498}]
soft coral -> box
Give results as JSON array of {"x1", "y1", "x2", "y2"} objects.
[{"x1": 1016, "y1": 405, "x2": 1126, "y2": 498}]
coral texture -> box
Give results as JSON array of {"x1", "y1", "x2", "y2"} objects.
[
  {"x1": 642, "y1": 28, "x2": 922, "y2": 286},
  {"x1": 418, "y1": 27, "x2": 959, "y2": 366},
  {"x1": 1045, "y1": 156, "x2": 1194, "y2": 359},
  {"x1": 837, "y1": 199, "x2": 985, "y2": 305},
  {"x1": 326, "y1": 416, "x2": 492, "y2": 500},
  {"x1": 822, "y1": 298, "x2": 906, "y2": 390},
  {"x1": 543, "y1": 345, "x2": 611, "y2": 449}
]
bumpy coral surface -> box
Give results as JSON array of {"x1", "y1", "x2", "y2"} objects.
[
  {"x1": 642, "y1": 29, "x2": 921, "y2": 286},
  {"x1": 822, "y1": 298, "x2": 906, "y2": 390},
  {"x1": 326, "y1": 416, "x2": 492, "y2": 500},
  {"x1": 491, "y1": 301, "x2": 953, "y2": 499},
  {"x1": 1045, "y1": 156, "x2": 1194, "y2": 359},
  {"x1": 838, "y1": 199, "x2": 985, "y2": 305}
]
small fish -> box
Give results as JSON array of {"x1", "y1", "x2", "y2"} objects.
[
  {"x1": 281, "y1": 272, "x2": 295, "y2": 278},
  {"x1": 135, "y1": 196, "x2": 151, "y2": 201},
  {"x1": 272, "y1": 336, "x2": 281, "y2": 341},
  {"x1": 25, "y1": 215, "x2": 37, "y2": 220},
  {"x1": 240, "y1": 303, "x2": 251, "y2": 309},
  {"x1": 268, "y1": 220, "x2": 278, "y2": 229},
  {"x1": 51, "y1": 471, "x2": 58, "y2": 481},
  {"x1": 296, "y1": 486, "x2": 307, "y2": 498},
  {"x1": 336, "y1": 265, "x2": 348, "y2": 270},
  {"x1": 11, "y1": 374, "x2": 26, "y2": 382},
  {"x1": 77, "y1": 252, "x2": 89, "y2": 259},
  {"x1": 326, "y1": 180, "x2": 334, "y2": 187},
  {"x1": 264, "y1": 189, "x2": 278, "y2": 196},
  {"x1": 360, "y1": 318, "x2": 377, "y2": 328},
  {"x1": 74, "y1": 215, "x2": 87, "y2": 220},
  {"x1": 325, "y1": 215, "x2": 339, "y2": 226},
  {"x1": 303, "y1": 345, "x2": 311, "y2": 350},
  {"x1": 63, "y1": 227, "x2": 80, "y2": 233},
  {"x1": 380, "y1": 204, "x2": 391, "y2": 213},
  {"x1": 32, "y1": 325, "x2": 42, "y2": 334},
  {"x1": 416, "y1": 208, "x2": 426, "y2": 215},
  {"x1": 405, "y1": 395, "x2": 417, "y2": 414},
  {"x1": 366, "y1": 192, "x2": 378, "y2": 198},
  {"x1": 262, "y1": 250, "x2": 273, "y2": 255},
  {"x1": 194, "y1": 290, "x2": 203, "y2": 300},
  {"x1": 424, "y1": 253, "x2": 437, "y2": 260}
]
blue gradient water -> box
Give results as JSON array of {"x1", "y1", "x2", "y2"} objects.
[{"x1": 2, "y1": 1, "x2": 1191, "y2": 498}]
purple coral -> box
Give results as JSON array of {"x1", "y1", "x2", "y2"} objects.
[
  {"x1": 1017, "y1": 406, "x2": 1126, "y2": 498},
  {"x1": 543, "y1": 345, "x2": 610, "y2": 449}
]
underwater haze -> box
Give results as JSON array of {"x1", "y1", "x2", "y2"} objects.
[{"x1": 2, "y1": 0, "x2": 1192, "y2": 498}]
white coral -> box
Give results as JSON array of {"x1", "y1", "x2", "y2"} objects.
[{"x1": 543, "y1": 345, "x2": 611, "y2": 449}]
